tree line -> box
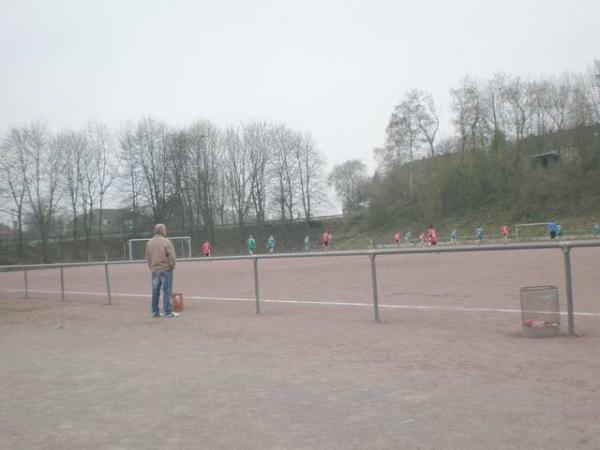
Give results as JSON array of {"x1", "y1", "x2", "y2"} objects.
[
  {"x1": 0, "y1": 119, "x2": 327, "y2": 262},
  {"x1": 330, "y1": 60, "x2": 600, "y2": 227}
]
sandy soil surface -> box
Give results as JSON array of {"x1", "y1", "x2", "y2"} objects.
[
  {"x1": 1, "y1": 248, "x2": 600, "y2": 449},
  {"x1": 1, "y1": 246, "x2": 599, "y2": 316}
]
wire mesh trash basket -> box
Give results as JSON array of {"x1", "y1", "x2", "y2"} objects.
[
  {"x1": 172, "y1": 293, "x2": 184, "y2": 312},
  {"x1": 520, "y1": 286, "x2": 560, "y2": 337}
]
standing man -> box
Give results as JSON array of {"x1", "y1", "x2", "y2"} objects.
[
  {"x1": 594, "y1": 223, "x2": 600, "y2": 238},
  {"x1": 247, "y1": 235, "x2": 256, "y2": 255},
  {"x1": 394, "y1": 231, "x2": 402, "y2": 246},
  {"x1": 145, "y1": 224, "x2": 178, "y2": 318}
]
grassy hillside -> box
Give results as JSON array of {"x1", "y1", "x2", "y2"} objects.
[{"x1": 328, "y1": 211, "x2": 600, "y2": 250}]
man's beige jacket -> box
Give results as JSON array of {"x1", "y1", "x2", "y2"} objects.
[{"x1": 145, "y1": 235, "x2": 176, "y2": 272}]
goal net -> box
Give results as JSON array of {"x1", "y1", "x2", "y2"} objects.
[
  {"x1": 515, "y1": 223, "x2": 550, "y2": 241},
  {"x1": 127, "y1": 236, "x2": 192, "y2": 261}
]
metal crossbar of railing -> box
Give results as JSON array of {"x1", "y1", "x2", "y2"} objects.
[{"x1": 2, "y1": 240, "x2": 600, "y2": 336}]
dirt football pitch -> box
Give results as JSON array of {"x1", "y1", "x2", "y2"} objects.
[{"x1": 1, "y1": 247, "x2": 600, "y2": 449}]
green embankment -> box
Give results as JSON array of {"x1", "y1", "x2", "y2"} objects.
[{"x1": 327, "y1": 212, "x2": 600, "y2": 251}]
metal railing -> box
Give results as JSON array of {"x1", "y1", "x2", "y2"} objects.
[{"x1": 2, "y1": 240, "x2": 600, "y2": 336}]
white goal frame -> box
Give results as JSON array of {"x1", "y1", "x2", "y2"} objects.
[
  {"x1": 515, "y1": 223, "x2": 549, "y2": 241},
  {"x1": 127, "y1": 236, "x2": 192, "y2": 261}
]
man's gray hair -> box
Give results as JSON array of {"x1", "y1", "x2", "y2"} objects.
[{"x1": 154, "y1": 223, "x2": 166, "y2": 235}]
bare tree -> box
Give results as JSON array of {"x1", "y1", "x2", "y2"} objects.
[
  {"x1": 529, "y1": 79, "x2": 551, "y2": 136},
  {"x1": 328, "y1": 159, "x2": 368, "y2": 213},
  {"x1": 167, "y1": 128, "x2": 190, "y2": 233},
  {"x1": 136, "y1": 117, "x2": 171, "y2": 224},
  {"x1": 212, "y1": 149, "x2": 229, "y2": 225},
  {"x1": 450, "y1": 76, "x2": 484, "y2": 158},
  {"x1": 86, "y1": 121, "x2": 117, "y2": 243},
  {"x1": 543, "y1": 74, "x2": 575, "y2": 134},
  {"x1": 270, "y1": 125, "x2": 298, "y2": 220},
  {"x1": 580, "y1": 60, "x2": 600, "y2": 125},
  {"x1": 79, "y1": 138, "x2": 98, "y2": 256},
  {"x1": 435, "y1": 135, "x2": 458, "y2": 155},
  {"x1": 503, "y1": 76, "x2": 535, "y2": 142},
  {"x1": 21, "y1": 123, "x2": 62, "y2": 262},
  {"x1": 185, "y1": 126, "x2": 204, "y2": 231},
  {"x1": 483, "y1": 73, "x2": 509, "y2": 151},
  {"x1": 295, "y1": 132, "x2": 325, "y2": 221},
  {"x1": 411, "y1": 90, "x2": 440, "y2": 158},
  {"x1": 374, "y1": 140, "x2": 404, "y2": 173},
  {"x1": 223, "y1": 126, "x2": 251, "y2": 226},
  {"x1": 57, "y1": 131, "x2": 87, "y2": 257},
  {"x1": 119, "y1": 123, "x2": 142, "y2": 233},
  {"x1": 0, "y1": 115, "x2": 333, "y2": 258},
  {"x1": 1, "y1": 127, "x2": 30, "y2": 259},
  {"x1": 244, "y1": 121, "x2": 272, "y2": 224},
  {"x1": 383, "y1": 92, "x2": 424, "y2": 195},
  {"x1": 188, "y1": 120, "x2": 222, "y2": 237}
]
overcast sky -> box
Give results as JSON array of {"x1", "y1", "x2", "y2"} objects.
[{"x1": 1, "y1": 0, "x2": 599, "y2": 174}]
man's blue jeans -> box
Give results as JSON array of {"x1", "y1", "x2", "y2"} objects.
[{"x1": 151, "y1": 270, "x2": 173, "y2": 316}]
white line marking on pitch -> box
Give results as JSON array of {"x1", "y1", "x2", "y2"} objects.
[{"x1": 2, "y1": 287, "x2": 600, "y2": 317}]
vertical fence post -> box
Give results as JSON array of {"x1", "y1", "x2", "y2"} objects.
[
  {"x1": 104, "y1": 263, "x2": 112, "y2": 305},
  {"x1": 188, "y1": 238, "x2": 192, "y2": 259},
  {"x1": 561, "y1": 245, "x2": 575, "y2": 336},
  {"x1": 253, "y1": 257, "x2": 261, "y2": 314},
  {"x1": 60, "y1": 265, "x2": 65, "y2": 301},
  {"x1": 23, "y1": 268, "x2": 29, "y2": 299},
  {"x1": 369, "y1": 253, "x2": 381, "y2": 322}
]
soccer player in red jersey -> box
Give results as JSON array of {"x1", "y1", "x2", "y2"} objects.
[
  {"x1": 320, "y1": 230, "x2": 331, "y2": 251},
  {"x1": 201, "y1": 240, "x2": 212, "y2": 257},
  {"x1": 501, "y1": 225, "x2": 511, "y2": 242},
  {"x1": 427, "y1": 225, "x2": 438, "y2": 246}
]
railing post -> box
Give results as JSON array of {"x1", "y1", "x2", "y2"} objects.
[
  {"x1": 104, "y1": 263, "x2": 112, "y2": 305},
  {"x1": 369, "y1": 253, "x2": 381, "y2": 322},
  {"x1": 561, "y1": 245, "x2": 575, "y2": 336},
  {"x1": 23, "y1": 268, "x2": 29, "y2": 299},
  {"x1": 253, "y1": 257, "x2": 261, "y2": 314},
  {"x1": 60, "y1": 265, "x2": 65, "y2": 301}
]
